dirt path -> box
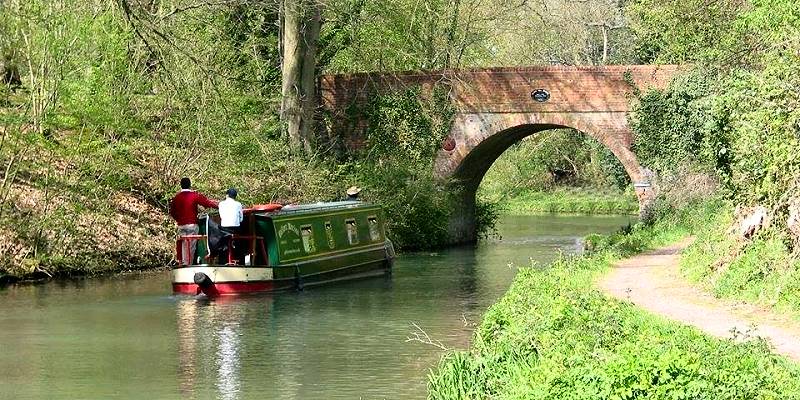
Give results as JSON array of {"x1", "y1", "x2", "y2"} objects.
[{"x1": 598, "y1": 238, "x2": 800, "y2": 362}]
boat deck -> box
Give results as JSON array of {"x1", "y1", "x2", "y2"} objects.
[{"x1": 262, "y1": 200, "x2": 363, "y2": 216}]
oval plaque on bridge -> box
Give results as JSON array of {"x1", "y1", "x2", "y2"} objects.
[
  {"x1": 441, "y1": 136, "x2": 456, "y2": 151},
  {"x1": 531, "y1": 89, "x2": 550, "y2": 103}
]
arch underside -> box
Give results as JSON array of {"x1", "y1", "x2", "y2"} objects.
[
  {"x1": 436, "y1": 112, "x2": 647, "y2": 190},
  {"x1": 436, "y1": 112, "x2": 654, "y2": 244},
  {"x1": 452, "y1": 123, "x2": 566, "y2": 192}
]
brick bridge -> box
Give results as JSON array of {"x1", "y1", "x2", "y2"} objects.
[{"x1": 319, "y1": 65, "x2": 679, "y2": 244}]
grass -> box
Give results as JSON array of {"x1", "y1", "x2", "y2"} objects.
[
  {"x1": 427, "y1": 201, "x2": 800, "y2": 399},
  {"x1": 486, "y1": 187, "x2": 639, "y2": 216},
  {"x1": 680, "y1": 208, "x2": 800, "y2": 320}
]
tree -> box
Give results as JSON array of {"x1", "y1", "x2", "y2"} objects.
[
  {"x1": 281, "y1": 0, "x2": 321, "y2": 154},
  {"x1": 477, "y1": 0, "x2": 635, "y2": 66},
  {"x1": 625, "y1": 0, "x2": 747, "y2": 64}
]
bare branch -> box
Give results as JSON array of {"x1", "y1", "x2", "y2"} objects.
[{"x1": 406, "y1": 322, "x2": 449, "y2": 350}]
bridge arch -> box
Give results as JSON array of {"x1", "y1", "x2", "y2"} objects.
[{"x1": 435, "y1": 112, "x2": 654, "y2": 243}]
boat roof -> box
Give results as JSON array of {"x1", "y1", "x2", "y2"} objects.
[{"x1": 257, "y1": 201, "x2": 377, "y2": 217}]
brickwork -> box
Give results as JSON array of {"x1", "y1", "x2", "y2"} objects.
[
  {"x1": 319, "y1": 65, "x2": 680, "y2": 244},
  {"x1": 320, "y1": 66, "x2": 676, "y2": 110}
]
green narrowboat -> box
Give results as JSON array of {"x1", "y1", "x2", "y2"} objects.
[{"x1": 172, "y1": 201, "x2": 395, "y2": 296}]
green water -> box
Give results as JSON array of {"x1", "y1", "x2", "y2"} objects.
[{"x1": 0, "y1": 214, "x2": 634, "y2": 399}]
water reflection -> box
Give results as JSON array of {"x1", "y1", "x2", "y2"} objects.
[
  {"x1": 216, "y1": 321, "x2": 240, "y2": 400},
  {"x1": 176, "y1": 299, "x2": 198, "y2": 397}
]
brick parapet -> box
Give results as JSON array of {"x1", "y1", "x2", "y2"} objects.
[
  {"x1": 320, "y1": 65, "x2": 679, "y2": 116},
  {"x1": 320, "y1": 65, "x2": 679, "y2": 155}
]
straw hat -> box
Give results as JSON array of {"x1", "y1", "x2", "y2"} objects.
[{"x1": 346, "y1": 186, "x2": 361, "y2": 196}]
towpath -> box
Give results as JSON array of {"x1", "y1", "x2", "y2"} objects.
[{"x1": 598, "y1": 238, "x2": 800, "y2": 362}]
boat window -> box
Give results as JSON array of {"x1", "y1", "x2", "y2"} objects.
[
  {"x1": 301, "y1": 225, "x2": 316, "y2": 253},
  {"x1": 345, "y1": 219, "x2": 359, "y2": 245},
  {"x1": 324, "y1": 221, "x2": 335, "y2": 249},
  {"x1": 368, "y1": 216, "x2": 381, "y2": 241}
]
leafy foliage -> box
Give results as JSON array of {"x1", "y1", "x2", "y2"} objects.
[
  {"x1": 626, "y1": 0, "x2": 748, "y2": 64},
  {"x1": 630, "y1": 69, "x2": 729, "y2": 177},
  {"x1": 344, "y1": 85, "x2": 459, "y2": 249},
  {"x1": 630, "y1": 0, "x2": 800, "y2": 205},
  {"x1": 363, "y1": 86, "x2": 453, "y2": 161}
]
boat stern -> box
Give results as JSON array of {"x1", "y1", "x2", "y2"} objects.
[{"x1": 171, "y1": 266, "x2": 279, "y2": 296}]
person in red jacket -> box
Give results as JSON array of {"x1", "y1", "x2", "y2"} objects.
[{"x1": 170, "y1": 177, "x2": 218, "y2": 265}]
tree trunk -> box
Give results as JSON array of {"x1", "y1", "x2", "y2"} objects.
[
  {"x1": 299, "y1": 3, "x2": 320, "y2": 154},
  {"x1": 281, "y1": 0, "x2": 304, "y2": 152},
  {"x1": 281, "y1": 0, "x2": 320, "y2": 154},
  {"x1": 444, "y1": 0, "x2": 462, "y2": 68},
  {"x1": 601, "y1": 24, "x2": 608, "y2": 65}
]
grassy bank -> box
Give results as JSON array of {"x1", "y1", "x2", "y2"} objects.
[
  {"x1": 0, "y1": 64, "x2": 459, "y2": 283},
  {"x1": 680, "y1": 209, "x2": 800, "y2": 320},
  {"x1": 428, "y1": 201, "x2": 800, "y2": 399},
  {"x1": 489, "y1": 188, "x2": 638, "y2": 215}
]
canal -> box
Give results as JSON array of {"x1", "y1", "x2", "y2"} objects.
[{"x1": 0, "y1": 214, "x2": 634, "y2": 399}]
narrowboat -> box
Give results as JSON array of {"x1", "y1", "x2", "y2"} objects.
[{"x1": 172, "y1": 201, "x2": 395, "y2": 296}]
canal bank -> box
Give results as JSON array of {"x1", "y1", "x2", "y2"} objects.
[{"x1": 428, "y1": 203, "x2": 800, "y2": 399}]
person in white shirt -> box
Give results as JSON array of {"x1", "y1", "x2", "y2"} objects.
[
  {"x1": 218, "y1": 188, "x2": 244, "y2": 264},
  {"x1": 219, "y1": 188, "x2": 244, "y2": 233}
]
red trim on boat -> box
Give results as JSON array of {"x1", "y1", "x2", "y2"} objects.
[
  {"x1": 173, "y1": 281, "x2": 278, "y2": 296},
  {"x1": 173, "y1": 283, "x2": 202, "y2": 295},
  {"x1": 244, "y1": 203, "x2": 283, "y2": 213}
]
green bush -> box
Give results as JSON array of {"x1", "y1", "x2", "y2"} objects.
[
  {"x1": 474, "y1": 198, "x2": 501, "y2": 239},
  {"x1": 317, "y1": 85, "x2": 464, "y2": 250},
  {"x1": 629, "y1": 0, "x2": 800, "y2": 206},
  {"x1": 351, "y1": 159, "x2": 453, "y2": 250},
  {"x1": 630, "y1": 69, "x2": 728, "y2": 177},
  {"x1": 362, "y1": 86, "x2": 452, "y2": 161}
]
